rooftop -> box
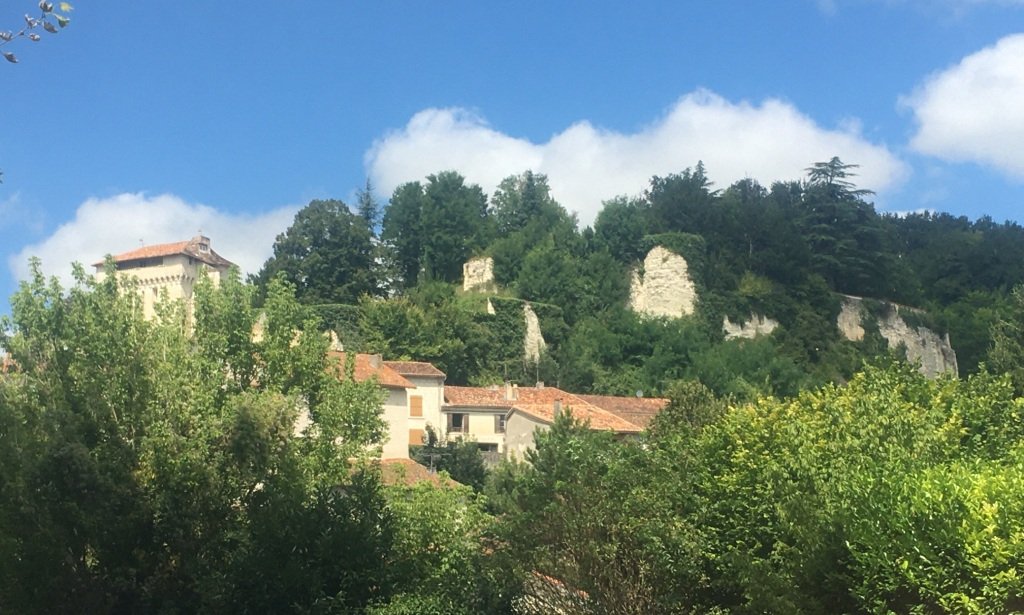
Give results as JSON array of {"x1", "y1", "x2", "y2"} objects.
[
  {"x1": 328, "y1": 352, "x2": 415, "y2": 389},
  {"x1": 445, "y1": 384, "x2": 650, "y2": 434},
  {"x1": 94, "y1": 235, "x2": 235, "y2": 270},
  {"x1": 383, "y1": 360, "x2": 446, "y2": 378},
  {"x1": 576, "y1": 394, "x2": 670, "y2": 430},
  {"x1": 509, "y1": 401, "x2": 642, "y2": 433}
]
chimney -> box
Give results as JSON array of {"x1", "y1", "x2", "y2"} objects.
[
  {"x1": 192, "y1": 234, "x2": 211, "y2": 253},
  {"x1": 536, "y1": 381, "x2": 545, "y2": 389},
  {"x1": 369, "y1": 353, "x2": 382, "y2": 368},
  {"x1": 553, "y1": 398, "x2": 562, "y2": 418},
  {"x1": 512, "y1": 384, "x2": 518, "y2": 400},
  {"x1": 505, "y1": 381, "x2": 513, "y2": 400}
]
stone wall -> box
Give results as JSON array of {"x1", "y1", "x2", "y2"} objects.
[
  {"x1": 837, "y1": 295, "x2": 958, "y2": 377},
  {"x1": 628, "y1": 246, "x2": 697, "y2": 318},
  {"x1": 463, "y1": 256, "x2": 495, "y2": 291}
]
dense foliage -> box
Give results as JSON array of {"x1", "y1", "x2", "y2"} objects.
[
  {"x1": 252, "y1": 160, "x2": 1024, "y2": 399},
  {"x1": 7, "y1": 157, "x2": 1024, "y2": 612},
  {"x1": 490, "y1": 362, "x2": 1024, "y2": 613},
  {"x1": 0, "y1": 264, "x2": 504, "y2": 613}
]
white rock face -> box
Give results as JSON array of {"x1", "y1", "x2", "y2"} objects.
[
  {"x1": 629, "y1": 246, "x2": 697, "y2": 318},
  {"x1": 837, "y1": 298, "x2": 866, "y2": 341},
  {"x1": 523, "y1": 303, "x2": 547, "y2": 363},
  {"x1": 463, "y1": 256, "x2": 495, "y2": 291},
  {"x1": 837, "y1": 295, "x2": 958, "y2": 378},
  {"x1": 723, "y1": 314, "x2": 779, "y2": 340}
]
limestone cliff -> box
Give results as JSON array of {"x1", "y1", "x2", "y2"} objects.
[
  {"x1": 629, "y1": 246, "x2": 697, "y2": 318},
  {"x1": 523, "y1": 303, "x2": 547, "y2": 363},
  {"x1": 723, "y1": 314, "x2": 779, "y2": 340},
  {"x1": 837, "y1": 295, "x2": 958, "y2": 377}
]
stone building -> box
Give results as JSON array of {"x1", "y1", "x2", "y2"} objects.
[{"x1": 93, "y1": 235, "x2": 235, "y2": 321}]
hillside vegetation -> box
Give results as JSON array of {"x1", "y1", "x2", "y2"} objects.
[
  {"x1": 257, "y1": 159, "x2": 1024, "y2": 399},
  {"x1": 4, "y1": 159, "x2": 1024, "y2": 613}
]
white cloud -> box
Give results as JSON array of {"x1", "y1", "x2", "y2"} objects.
[
  {"x1": 904, "y1": 33, "x2": 1024, "y2": 178},
  {"x1": 8, "y1": 192, "x2": 299, "y2": 288},
  {"x1": 365, "y1": 90, "x2": 908, "y2": 226}
]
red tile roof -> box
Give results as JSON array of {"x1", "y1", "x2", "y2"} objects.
[
  {"x1": 575, "y1": 394, "x2": 669, "y2": 430},
  {"x1": 328, "y1": 352, "x2": 414, "y2": 389},
  {"x1": 94, "y1": 235, "x2": 235, "y2": 269},
  {"x1": 445, "y1": 384, "x2": 577, "y2": 408},
  {"x1": 383, "y1": 360, "x2": 446, "y2": 378},
  {"x1": 378, "y1": 458, "x2": 458, "y2": 487},
  {"x1": 510, "y1": 401, "x2": 642, "y2": 433},
  {"x1": 445, "y1": 384, "x2": 647, "y2": 433}
]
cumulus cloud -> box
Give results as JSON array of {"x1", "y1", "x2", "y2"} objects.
[
  {"x1": 904, "y1": 34, "x2": 1024, "y2": 178},
  {"x1": 8, "y1": 192, "x2": 299, "y2": 287},
  {"x1": 365, "y1": 90, "x2": 908, "y2": 226}
]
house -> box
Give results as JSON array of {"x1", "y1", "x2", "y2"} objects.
[
  {"x1": 93, "y1": 235, "x2": 234, "y2": 321},
  {"x1": 382, "y1": 360, "x2": 446, "y2": 449},
  {"x1": 443, "y1": 382, "x2": 669, "y2": 460},
  {"x1": 327, "y1": 352, "x2": 417, "y2": 460},
  {"x1": 503, "y1": 395, "x2": 648, "y2": 461}
]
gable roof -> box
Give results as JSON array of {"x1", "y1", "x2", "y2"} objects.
[
  {"x1": 445, "y1": 384, "x2": 646, "y2": 433},
  {"x1": 94, "y1": 235, "x2": 235, "y2": 270},
  {"x1": 383, "y1": 360, "x2": 446, "y2": 378},
  {"x1": 445, "y1": 384, "x2": 576, "y2": 408},
  {"x1": 575, "y1": 394, "x2": 669, "y2": 430},
  {"x1": 328, "y1": 352, "x2": 414, "y2": 389},
  {"x1": 509, "y1": 401, "x2": 642, "y2": 433}
]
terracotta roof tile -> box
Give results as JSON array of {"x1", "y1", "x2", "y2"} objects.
[
  {"x1": 328, "y1": 352, "x2": 414, "y2": 389},
  {"x1": 510, "y1": 401, "x2": 642, "y2": 433},
  {"x1": 378, "y1": 458, "x2": 458, "y2": 487},
  {"x1": 383, "y1": 360, "x2": 446, "y2": 378},
  {"x1": 94, "y1": 235, "x2": 235, "y2": 269},
  {"x1": 576, "y1": 394, "x2": 669, "y2": 430},
  {"x1": 445, "y1": 384, "x2": 645, "y2": 433},
  {"x1": 445, "y1": 384, "x2": 579, "y2": 408}
]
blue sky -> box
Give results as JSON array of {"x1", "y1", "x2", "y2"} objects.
[{"x1": 2, "y1": 1, "x2": 1024, "y2": 310}]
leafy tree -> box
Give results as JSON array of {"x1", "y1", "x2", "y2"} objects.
[
  {"x1": 380, "y1": 478, "x2": 515, "y2": 614},
  {"x1": 410, "y1": 426, "x2": 487, "y2": 491},
  {"x1": 1, "y1": 1, "x2": 73, "y2": 65},
  {"x1": 988, "y1": 284, "x2": 1024, "y2": 393},
  {"x1": 592, "y1": 196, "x2": 649, "y2": 264},
  {"x1": 645, "y1": 162, "x2": 717, "y2": 234},
  {"x1": 516, "y1": 240, "x2": 581, "y2": 321},
  {"x1": 0, "y1": 262, "x2": 396, "y2": 613},
  {"x1": 494, "y1": 412, "x2": 706, "y2": 614},
  {"x1": 255, "y1": 199, "x2": 377, "y2": 304},
  {"x1": 419, "y1": 171, "x2": 492, "y2": 282},
  {"x1": 804, "y1": 156, "x2": 874, "y2": 200},
  {"x1": 381, "y1": 181, "x2": 426, "y2": 290},
  {"x1": 357, "y1": 177, "x2": 381, "y2": 236}
]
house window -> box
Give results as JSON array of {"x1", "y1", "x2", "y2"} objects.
[
  {"x1": 409, "y1": 429, "x2": 424, "y2": 446},
  {"x1": 447, "y1": 413, "x2": 468, "y2": 434},
  {"x1": 494, "y1": 413, "x2": 507, "y2": 433},
  {"x1": 478, "y1": 443, "x2": 498, "y2": 453},
  {"x1": 410, "y1": 395, "x2": 423, "y2": 417}
]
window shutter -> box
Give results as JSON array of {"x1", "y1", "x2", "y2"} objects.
[{"x1": 410, "y1": 395, "x2": 423, "y2": 417}]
